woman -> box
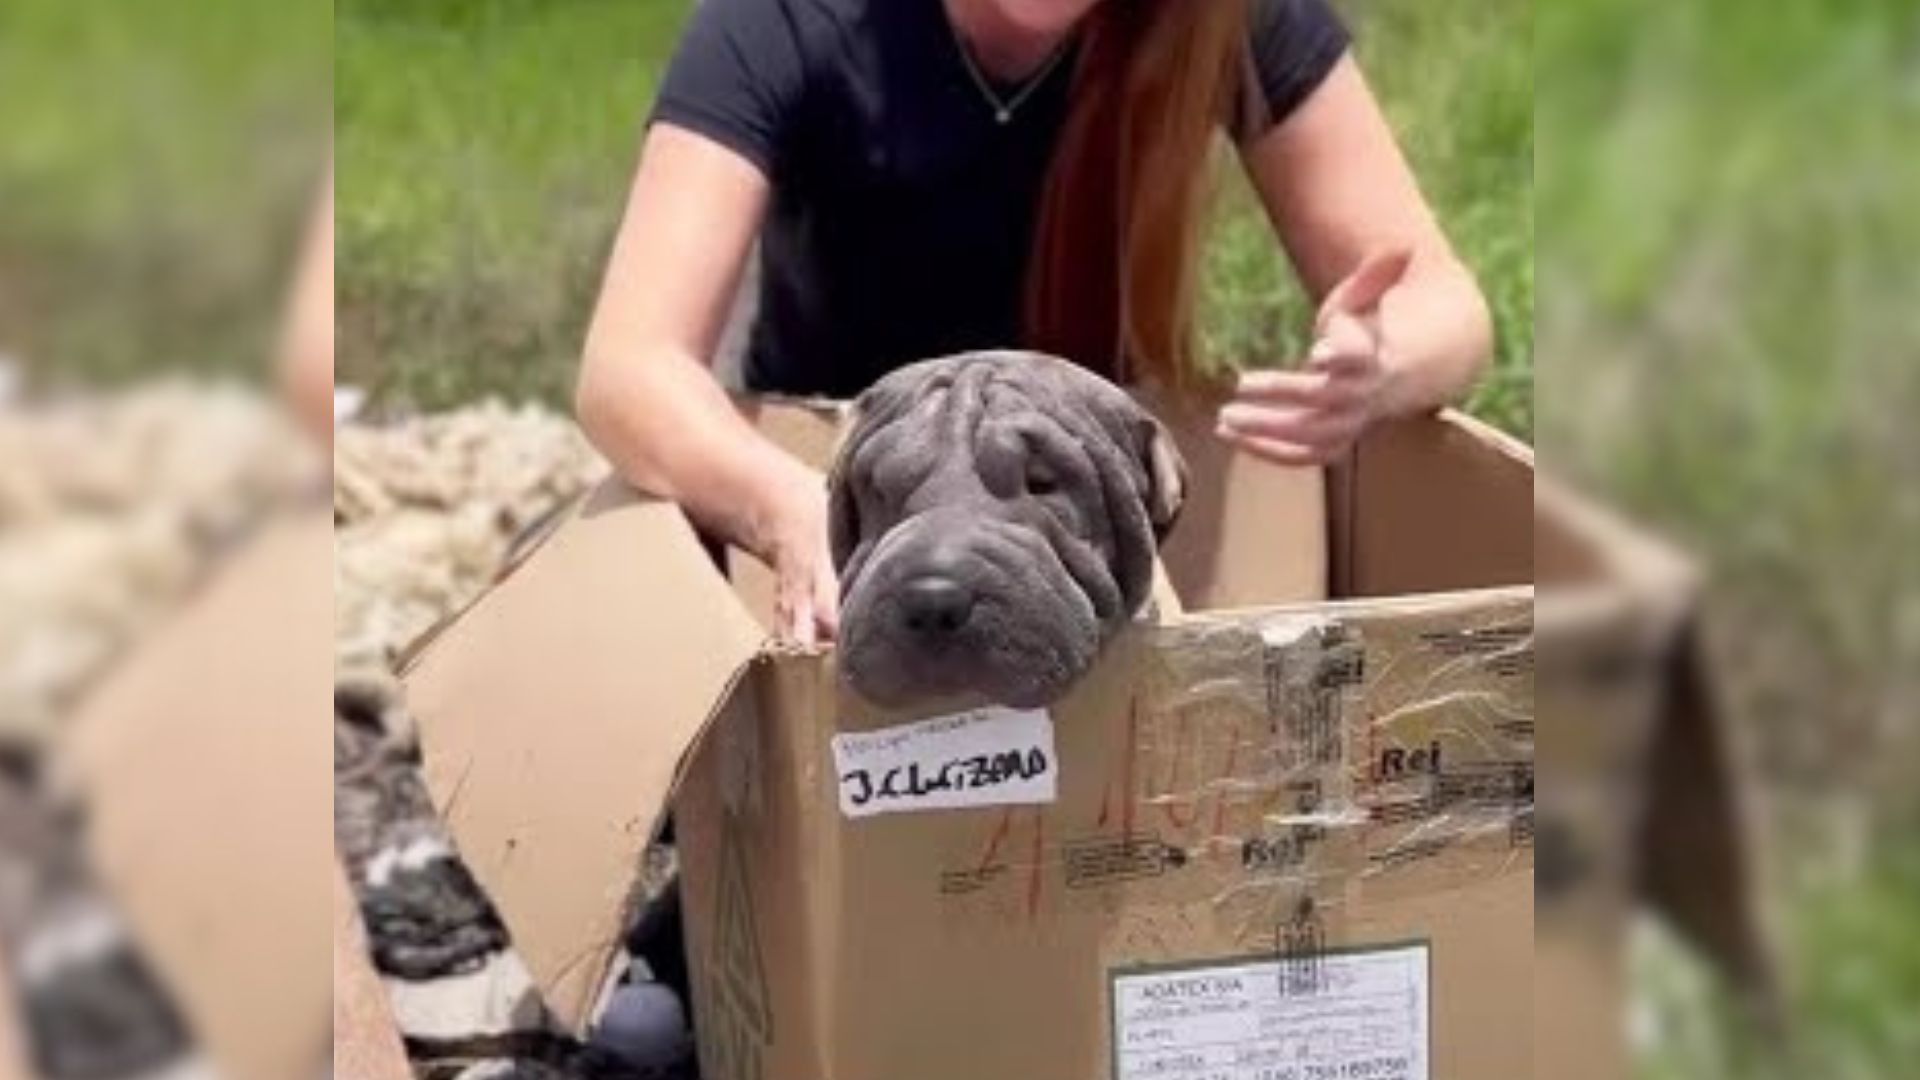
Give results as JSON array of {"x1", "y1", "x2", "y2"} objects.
[{"x1": 577, "y1": 0, "x2": 1491, "y2": 644}]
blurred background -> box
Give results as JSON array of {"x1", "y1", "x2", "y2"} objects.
[
  {"x1": 1539, "y1": 0, "x2": 1919, "y2": 1077},
  {"x1": 1, "y1": 1, "x2": 332, "y2": 1077},
  {"x1": 0, "y1": 0, "x2": 331, "y2": 383}
]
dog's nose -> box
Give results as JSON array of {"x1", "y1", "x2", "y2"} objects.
[{"x1": 900, "y1": 576, "x2": 976, "y2": 636}]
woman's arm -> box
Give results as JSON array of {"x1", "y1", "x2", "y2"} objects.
[
  {"x1": 576, "y1": 124, "x2": 837, "y2": 640},
  {"x1": 1223, "y1": 55, "x2": 1493, "y2": 465}
]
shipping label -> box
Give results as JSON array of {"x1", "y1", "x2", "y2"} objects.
[
  {"x1": 1111, "y1": 943, "x2": 1430, "y2": 1080},
  {"x1": 832, "y1": 706, "x2": 1057, "y2": 819}
]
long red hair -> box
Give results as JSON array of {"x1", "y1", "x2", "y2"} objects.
[{"x1": 1025, "y1": 0, "x2": 1255, "y2": 388}]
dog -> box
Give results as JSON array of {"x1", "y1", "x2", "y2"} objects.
[{"x1": 830, "y1": 351, "x2": 1187, "y2": 709}]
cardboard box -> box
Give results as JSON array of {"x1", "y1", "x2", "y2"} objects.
[
  {"x1": 403, "y1": 395, "x2": 1550, "y2": 1080},
  {"x1": 57, "y1": 509, "x2": 335, "y2": 1079},
  {"x1": 0, "y1": 962, "x2": 25, "y2": 1079},
  {"x1": 1532, "y1": 481, "x2": 1773, "y2": 1080}
]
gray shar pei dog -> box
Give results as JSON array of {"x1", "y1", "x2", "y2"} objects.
[{"x1": 830, "y1": 351, "x2": 1187, "y2": 709}]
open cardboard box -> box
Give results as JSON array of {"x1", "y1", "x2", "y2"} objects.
[
  {"x1": 0, "y1": 399, "x2": 1761, "y2": 1080},
  {"x1": 402, "y1": 392, "x2": 1557, "y2": 1080}
]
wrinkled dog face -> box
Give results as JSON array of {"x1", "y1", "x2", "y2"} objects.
[{"x1": 831, "y1": 351, "x2": 1186, "y2": 708}]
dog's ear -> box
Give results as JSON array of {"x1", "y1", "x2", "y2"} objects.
[
  {"x1": 1144, "y1": 419, "x2": 1188, "y2": 541},
  {"x1": 826, "y1": 438, "x2": 860, "y2": 571},
  {"x1": 827, "y1": 376, "x2": 917, "y2": 571}
]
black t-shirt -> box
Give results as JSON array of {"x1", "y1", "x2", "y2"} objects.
[{"x1": 652, "y1": 0, "x2": 1349, "y2": 396}]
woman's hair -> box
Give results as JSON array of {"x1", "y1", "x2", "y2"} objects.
[{"x1": 1025, "y1": 0, "x2": 1256, "y2": 388}]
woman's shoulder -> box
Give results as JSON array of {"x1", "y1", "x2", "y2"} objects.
[
  {"x1": 697, "y1": 0, "x2": 887, "y2": 67},
  {"x1": 709, "y1": 0, "x2": 871, "y2": 32},
  {"x1": 1245, "y1": 0, "x2": 1352, "y2": 126},
  {"x1": 668, "y1": 0, "x2": 878, "y2": 82},
  {"x1": 1248, "y1": 0, "x2": 1350, "y2": 56}
]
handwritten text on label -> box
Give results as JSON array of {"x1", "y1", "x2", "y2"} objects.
[{"x1": 832, "y1": 706, "x2": 1057, "y2": 819}]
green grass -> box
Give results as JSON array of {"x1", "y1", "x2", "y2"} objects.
[
  {"x1": 1538, "y1": 0, "x2": 1920, "y2": 1075},
  {"x1": 336, "y1": 0, "x2": 689, "y2": 406},
  {"x1": 1205, "y1": 0, "x2": 1533, "y2": 435},
  {"x1": 336, "y1": 0, "x2": 1535, "y2": 435},
  {"x1": 0, "y1": 0, "x2": 330, "y2": 382},
  {"x1": 1635, "y1": 854, "x2": 1920, "y2": 1080}
]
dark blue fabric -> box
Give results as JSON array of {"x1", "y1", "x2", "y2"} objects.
[{"x1": 651, "y1": 0, "x2": 1349, "y2": 396}]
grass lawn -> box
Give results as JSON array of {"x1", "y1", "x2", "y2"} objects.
[
  {"x1": 1540, "y1": 0, "x2": 1920, "y2": 1076},
  {"x1": 337, "y1": 0, "x2": 688, "y2": 408},
  {"x1": 335, "y1": 0, "x2": 1533, "y2": 436},
  {"x1": 0, "y1": 0, "x2": 330, "y2": 381}
]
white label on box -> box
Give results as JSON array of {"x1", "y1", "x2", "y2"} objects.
[
  {"x1": 1112, "y1": 943, "x2": 1430, "y2": 1080},
  {"x1": 831, "y1": 706, "x2": 1057, "y2": 819}
]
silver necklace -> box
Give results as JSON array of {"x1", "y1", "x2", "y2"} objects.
[{"x1": 946, "y1": 15, "x2": 1072, "y2": 126}]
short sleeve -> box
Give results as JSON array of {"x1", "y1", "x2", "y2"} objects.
[
  {"x1": 649, "y1": 0, "x2": 811, "y2": 177},
  {"x1": 1244, "y1": 0, "x2": 1351, "y2": 137}
]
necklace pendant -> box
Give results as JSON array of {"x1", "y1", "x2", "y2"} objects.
[{"x1": 996, "y1": 108, "x2": 1012, "y2": 125}]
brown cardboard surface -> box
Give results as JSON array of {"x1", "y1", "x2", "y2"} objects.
[
  {"x1": 394, "y1": 399, "x2": 1777, "y2": 1080},
  {"x1": 1637, "y1": 617, "x2": 1773, "y2": 997},
  {"x1": 1533, "y1": 477, "x2": 1777, "y2": 1076},
  {"x1": 1354, "y1": 873, "x2": 1534, "y2": 1078},
  {"x1": 1531, "y1": 488, "x2": 1679, "y2": 1080},
  {"x1": 63, "y1": 508, "x2": 334, "y2": 1080},
  {"x1": 728, "y1": 393, "x2": 1326, "y2": 629},
  {"x1": 402, "y1": 409, "x2": 1541, "y2": 1078},
  {"x1": 0, "y1": 954, "x2": 25, "y2": 1079},
  {"x1": 401, "y1": 482, "x2": 766, "y2": 1029},
  {"x1": 1535, "y1": 481, "x2": 1772, "y2": 990},
  {"x1": 1535, "y1": 933, "x2": 1627, "y2": 1080},
  {"x1": 1138, "y1": 387, "x2": 1327, "y2": 609},
  {"x1": 332, "y1": 863, "x2": 414, "y2": 1080},
  {"x1": 679, "y1": 586, "x2": 1534, "y2": 1080},
  {"x1": 734, "y1": 395, "x2": 851, "y2": 469},
  {"x1": 1342, "y1": 410, "x2": 1532, "y2": 598},
  {"x1": 724, "y1": 397, "x2": 849, "y2": 629}
]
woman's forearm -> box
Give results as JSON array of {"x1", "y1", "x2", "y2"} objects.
[
  {"x1": 577, "y1": 344, "x2": 819, "y2": 561},
  {"x1": 1374, "y1": 252, "x2": 1493, "y2": 420}
]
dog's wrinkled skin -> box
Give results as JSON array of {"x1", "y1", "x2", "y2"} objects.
[{"x1": 830, "y1": 351, "x2": 1186, "y2": 708}]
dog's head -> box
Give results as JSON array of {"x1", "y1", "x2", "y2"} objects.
[{"x1": 829, "y1": 351, "x2": 1186, "y2": 708}]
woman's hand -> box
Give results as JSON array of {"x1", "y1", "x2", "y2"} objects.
[
  {"x1": 1216, "y1": 248, "x2": 1412, "y2": 467},
  {"x1": 761, "y1": 471, "x2": 841, "y2": 646}
]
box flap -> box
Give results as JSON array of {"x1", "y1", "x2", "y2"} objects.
[
  {"x1": 733, "y1": 395, "x2": 851, "y2": 470},
  {"x1": 1341, "y1": 410, "x2": 1533, "y2": 598},
  {"x1": 1536, "y1": 477, "x2": 1697, "y2": 604},
  {"x1": 1536, "y1": 932, "x2": 1628, "y2": 1080},
  {"x1": 677, "y1": 586, "x2": 1535, "y2": 1080},
  {"x1": 401, "y1": 479, "x2": 767, "y2": 1029},
  {"x1": 64, "y1": 508, "x2": 334, "y2": 1080},
  {"x1": 1138, "y1": 387, "x2": 1327, "y2": 610},
  {"x1": 331, "y1": 864, "x2": 413, "y2": 1079},
  {"x1": 1637, "y1": 614, "x2": 1778, "y2": 1009},
  {"x1": 0, "y1": 954, "x2": 27, "y2": 1077},
  {"x1": 1535, "y1": 479, "x2": 1777, "y2": 1008}
]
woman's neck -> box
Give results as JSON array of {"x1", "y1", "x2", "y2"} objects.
[{"x1": 943, "y1": 0, "x2": 1091, "y2": 82}]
